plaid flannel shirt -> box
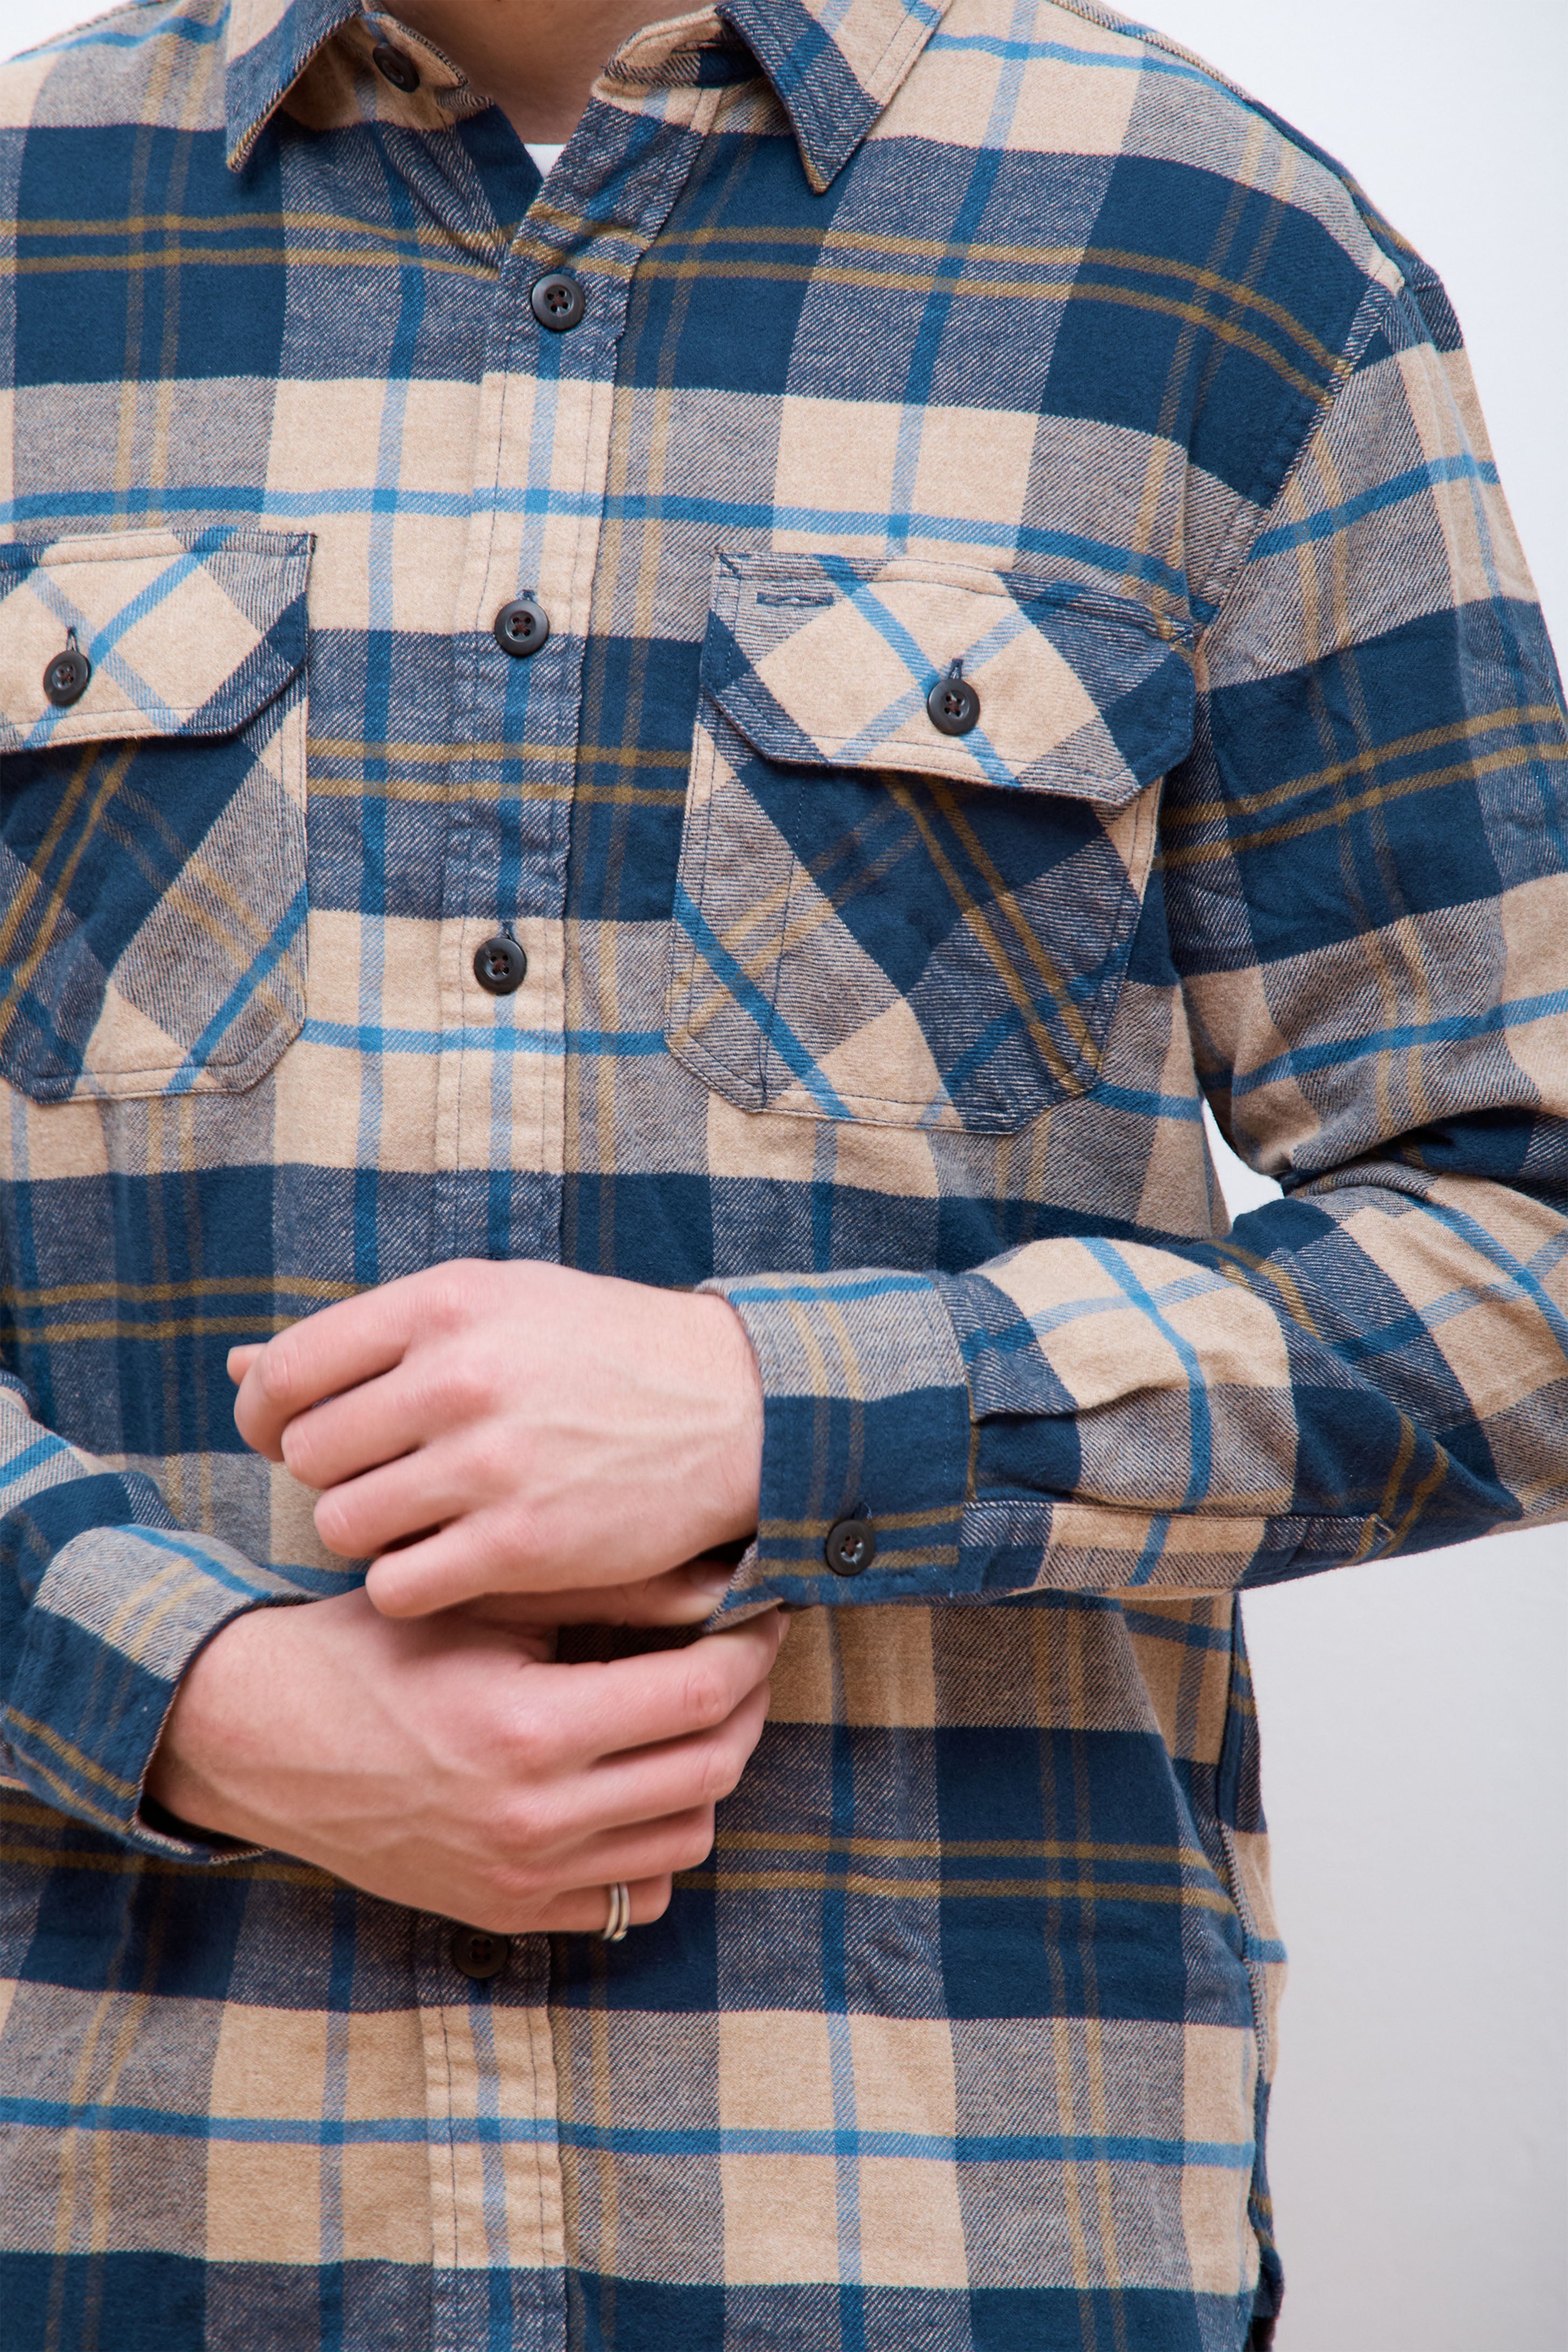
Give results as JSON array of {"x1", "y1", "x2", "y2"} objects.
[{"x1": 2, "y1": 0, "x2": 1565, "y2": 2346}]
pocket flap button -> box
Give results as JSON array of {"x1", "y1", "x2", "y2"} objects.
[
  {"x1": 43, "y1": 634, "x2": 92, "y2": 708},
  {"x1": 927, "y1": 660, "x2": 980, "y2": 737}
]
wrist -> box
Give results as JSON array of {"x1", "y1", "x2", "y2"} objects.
[
  {"x1": 696, "y1": 1293, "x2": 765, "y2": 1541},
  {"x1": 143, "y1": 1605, "x2": 290, "y2": 1846}
]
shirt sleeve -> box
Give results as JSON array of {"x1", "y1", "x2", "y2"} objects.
[
  {"x1": 0, "y1": 1372, "x2": 302, "y2": 1856},
  {"x1": 706, "y1": 253, "x2": 1568, "y2": 1612}
]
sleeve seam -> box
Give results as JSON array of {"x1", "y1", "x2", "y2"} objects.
[{"x1": 1193, "y1": 273, "x2": 1406, "y2": 643}]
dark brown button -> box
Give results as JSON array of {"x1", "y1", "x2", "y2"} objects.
[
  {"x1": 493, "y1": 596, "x2": 550, "y2": 657},
  {"x1": 824, "y1": 1515, "x2": 876, "y2": 1577},
  {"x1": 449, "y1": 1926, "x2": 509, "y2": 1980},
  {"x1": 43, "y1": 639, "x2": 91, "y2": 708},
  {"x1": 473, "y1": 935, "x2": 527, "y2": 996},
  {"x1": 372, "y1": 42, "x2": 421, "y2": 93},
  {"x1": 927, "y1": 661, "x2": 980, "y2": 737},
  {"x1": 529, "y1": 272, "x2": 585, "y2": 332}
]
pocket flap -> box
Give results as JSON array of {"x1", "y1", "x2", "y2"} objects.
[
  {"x1": 0, "y1": 527, "x2": 312, "y2": 754},
  {"x1": 703, "y1": 554, "x2": 1194, "y2": 807}
]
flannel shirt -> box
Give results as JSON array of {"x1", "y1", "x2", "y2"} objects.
[{"x1": 2, "y1": 0, "x2": 1565, "y2": 2346}]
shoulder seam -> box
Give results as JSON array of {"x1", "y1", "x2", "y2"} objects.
[{"x1": 1042, "y1": 0, "x2": 1419, "y2": 291}]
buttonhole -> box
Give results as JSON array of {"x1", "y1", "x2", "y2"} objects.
[{"x1": 755, "y1": 591, "x2": 834, "y2": 608}]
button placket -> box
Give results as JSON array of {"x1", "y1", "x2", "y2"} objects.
[{"x1": 430, "y1": 65, "x2": 736, "y2": 1251}]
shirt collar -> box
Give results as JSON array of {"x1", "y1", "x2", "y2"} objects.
[{"x1": 223, "y1": 0, "x2": 951, "y2": 188}]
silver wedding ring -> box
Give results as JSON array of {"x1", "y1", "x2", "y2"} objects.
[{"x1": 601, "y1": 1881, "x2": 631, "y2": 1943}]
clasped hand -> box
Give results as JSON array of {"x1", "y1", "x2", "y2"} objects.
[
  {"x1": 147, "y1": 1262, "x2": 781, "y2": 1935},
  {"x1": 233, "y1": 1256, "x2": 766, "y2": 1620}
]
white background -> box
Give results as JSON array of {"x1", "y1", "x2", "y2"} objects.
[{"x1": 2, "y1": 3, "x2": 1564, "y2": 2346}]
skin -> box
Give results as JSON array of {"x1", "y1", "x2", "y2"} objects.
[
  {"x1": 148, "y1": 1260, "x2": 773, "y2": 1927},
  {"x1": 146, "y1": 4, "x2": 776, "y2": 1921}
]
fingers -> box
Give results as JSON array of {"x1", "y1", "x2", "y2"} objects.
[
  {"x1": 230, "y1": 1282, "x2": 434, "y2": 1461},
  {"x1": 362, "y1": 1513, "x2": 519, "y2": 1611},
  {"x1": 471, "y1": 1559, "x2": 739, "y2": 1630},
  {"x1": 276, "y1": 1361, "x2": 459, "y2": 1497},
  {"x1": 512, "y1": 1614, "x2": 785, "y2": 1773},
  {"x1": 469, "y1": 1799, "x2": 725, "y2": 1936},
  {"x1": 494, "y1": 1873, "x2": 676, "y2": 1938},
  {"x1": 572, "y1": 1679, "x2": 771, "y2": 1838}
]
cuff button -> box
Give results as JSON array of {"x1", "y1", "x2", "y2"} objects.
[{"x1": 824, "y1": 1515, "x2": 876, "y2": 1576}]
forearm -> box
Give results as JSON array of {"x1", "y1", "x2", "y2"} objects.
[{"x1": 0, "y1": 1374, "x2": 302, "y2": 1853}]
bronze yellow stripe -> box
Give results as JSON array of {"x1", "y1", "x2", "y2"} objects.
[
  {"x1": 716, "y1": 1830, "x2": 1214, "y2": 1865},
  {"x1": 653, "y1": 226, "x2": 1349, "y2": 374},
  {"x1": 309, "y1": 738, "x2": 687, "y2": 768},
  {"x1": 0, "y1": 1837, "x2": 335, "y2": 1888},
  {"x1": 0, "y1": 1315, "x2": 305, "y2": 1346},
  {"x1": 3, "y1": 1711, "x2": 139, "y2": 1802},
  {"x1": 1163, "y1": 705, "x2": 1563, "y2": 832},
  {"x1": 637, "y1": 261, "x2": 1340, "y2": 403},
  {"x1": 8, "y1": 1276, "x2": 353, "y2": 1308},
  {"x1": 304, "y1": 777, "x2": 682, "y2": 808},
  {"x1": 13, "y1": 247, "x2": 499, "y2": 284},
  {"x1": 676, "y1": 1867, "x2": 1234, "y2": 1910},
  {"x1": 758, "y1": 1506, "x2": 958, "y2": 1536},
  {"x1": 1158, "y1": 739, "x2": 1555, "y2": 871}
]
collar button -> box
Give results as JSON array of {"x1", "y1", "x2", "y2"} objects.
[{"x1": 372, "y1": 43, "x2": 421, "y2": 94}]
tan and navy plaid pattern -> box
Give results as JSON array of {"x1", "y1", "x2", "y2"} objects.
[{"x1": 1, "y1": 0, "x2": 1564, "y2": 2345}]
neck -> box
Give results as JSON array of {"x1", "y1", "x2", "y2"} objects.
[{"x1": 387, "y1": 0, "x2": 671, "y2": 142}]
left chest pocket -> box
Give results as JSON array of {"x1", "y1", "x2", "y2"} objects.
[
  {"x1": 0, "y1": 527, "x2": 311, "y2": 1103},
  {"x1": 665, "y1": 552, "x2": 1194, "y2": 1133}
]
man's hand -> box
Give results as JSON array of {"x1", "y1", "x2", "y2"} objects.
[
  {"x1": 229, "y1": 1260, "x2": 763, "y2": 1618},
  {"x1": 145, "y1": 1590, "x2": 784, "y2": 1933}
]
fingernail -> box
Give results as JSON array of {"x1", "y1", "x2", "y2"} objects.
[{"x1": 686, "y1": 1561, "x2": 738, "y2": 1597}]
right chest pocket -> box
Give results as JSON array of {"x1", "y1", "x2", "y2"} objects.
[
  {"x1": 0, "y1": 527, "x2": 312, "y2": 1103},
  {"x1": 665, "y1": 554, "x2": 1194, "y2": 1133}
]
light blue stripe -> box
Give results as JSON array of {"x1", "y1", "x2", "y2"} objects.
[
  {"x1": 297, "y1": 1019, "x2": 667, "y2": 1056},
  {"x1": 0, "y1": 2098, "x2": 1253, "y2": 2168},
  {"x1": 25, "y1": 12, "x2": 225, "y2": 54},
  {"x1": 1232, "y1": 988, "x2": 1568, "y2": 1095},
  {"x1": 0, "y1": 488, "x2": 1200, "y2": 607},
  {"x1": 166, "y1": 888, "x2": 308, "y2": 1095},
  {"x1": 0, "y1": 1433, "x2": 74, "y2": 1492},
  {"x1": 1083, "y1": 1237, "x2": 1213, "y2": 1510},
  {"x1": 1247, "y1": 456, "x2": 1502, "y2": 559},
  {"x1": 722, "y1": 1272, "x2": 934, "y2": 1306},
  {"x1": 673, "y1": 882, "x2": 853, "y2": 1118},
  {"x1": 927, "y1": 30, "x2": 1209, "y2": 81},
  {"x1": 1418, "y1": 1193, "x2": 1568, "y2": 1368},
  {"x1": 22, "y1": 545, "x2": 215, "y2": 748}
]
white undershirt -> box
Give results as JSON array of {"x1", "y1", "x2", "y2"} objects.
[{"x1": 524, "y1": 143, "x2": 565, "y2": 177}]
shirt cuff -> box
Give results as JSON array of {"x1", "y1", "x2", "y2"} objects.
[
  {"x1": 702, "y1": 1266, "x2": 976, "y2": 1606},
  {"x1": 5, "y1": 1518, "x2": 306, "y2": 1860}
]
